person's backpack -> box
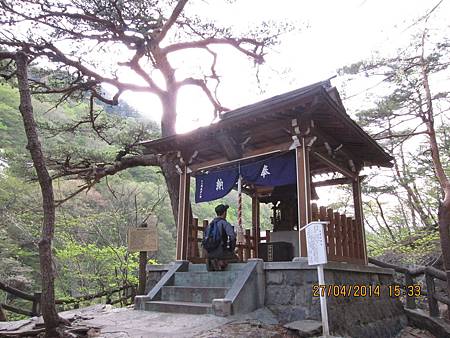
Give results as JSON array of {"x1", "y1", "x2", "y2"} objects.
[{"x1": 202, "y1": 219, "x2": 222, "y2": 252}]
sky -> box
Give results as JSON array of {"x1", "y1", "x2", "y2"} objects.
[
  {"x1": 3, "y1": 0, "x2": 448, "y2": 225},
  {"x1": 119, "y1": 0, "x2": 450, "y2": 133},
  {"x1": 115, "y1": 0, "x2": 445, "y2": 219}
]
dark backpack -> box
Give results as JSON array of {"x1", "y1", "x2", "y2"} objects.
[{"x1": 202, "y1": 219, "x2": 222, "y2": 252}]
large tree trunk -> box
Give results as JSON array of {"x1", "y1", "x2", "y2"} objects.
[
  {"x1": 160, "y1": 155, "x2": 180, "y2": 225},
  {"x1": 159, "y1": 90, "x2": 181, "y2": 227},
  {"x1": 419, "y1": 45, "x2": 450, "y2": 309},
  {"x1": 438, "y1": 192, "x2": 450, "y2": 310},
  {"x1": 16, "y1": 52, "x2": 60, "y2": 336}
]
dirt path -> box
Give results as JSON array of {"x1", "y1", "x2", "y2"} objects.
[
  {"x1": 0, "y1": 305, "x2": 282, "y2": 337},
  {"x1": 0, "y1": 305, "x2": 437, "y2": 338}
]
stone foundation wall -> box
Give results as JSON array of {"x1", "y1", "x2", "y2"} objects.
[
  {"x1": 264, "y1": 260, "x2": 407, "y2": 338},
  {"x1": 145, "y1": 264, "x2": 170, "y2": 294}
]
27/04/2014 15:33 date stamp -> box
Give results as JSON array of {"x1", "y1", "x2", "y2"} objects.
[{"x1": 312, "y1": 284, "x2": 422, "y2": 298}]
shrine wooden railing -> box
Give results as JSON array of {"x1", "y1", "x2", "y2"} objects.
[
  {"x1": 188, "y1": 203, "x2": 365, "y2": 265},
  {"x1": 0, "y1": 280, "x2": 136, "y2": 319},
  {"x1": 188, "y1": 218, "x2": 258, "y2": 262},
  {"x1": 369, "y1": 257, "x2": 450, "y2": 321},
  {"x1": 311, "y1": 203, "x2": 365, "y2": 265}
]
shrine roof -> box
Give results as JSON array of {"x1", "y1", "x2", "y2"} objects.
[{"x1": 140, "y1": 80, "x2": 393, "y2": 173}]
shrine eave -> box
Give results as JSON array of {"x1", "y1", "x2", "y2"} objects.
[{"x1": 140, "y1": 80, "x2": 393, "y2": 172}]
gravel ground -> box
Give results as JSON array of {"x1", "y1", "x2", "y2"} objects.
[{"x1": 0, "y1": 305, "x2": 439, "y2": 338}]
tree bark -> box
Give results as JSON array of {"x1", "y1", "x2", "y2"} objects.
[
  {"x1": 160, "y1": 91, "x2": 178, "y2": 137},
  {"x1": 15, "y1": 52, "x2": 61, "y2": 337},
  {"x1": 375, "y1": 197, "x2": 397, "y2": 242},
  {"x1": 0, "y1": 304, "x2": 6, "y2": 321},
  {"x1": 388, "y1": 119, "x2": 434, "y2": 227},
  {"x1": 160, "y1": 155, "x2": 181, "y2": 225},
  {"x1": 438, "y1": 196, "x2": 450, "y2": 306},
  {"x1": 159, "y1": 82, "x2": 181, "y2": 225},
  {"x1": 419, "y1": 38, "x2": 450, "y2": 309}
]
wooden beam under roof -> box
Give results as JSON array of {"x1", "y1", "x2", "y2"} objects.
[
  {"x1": 179, "y1": 120, "x2": 293, "y2": 162},
  {"x1": 190, "y1": 140, "x2": 293, "y2": 172},
  {"x1": 216, "y1": 131, "x2": 242, "y2": 160},
  {"x1": 312, "y1": 176, "x2": 366, "y2": 188},
  {"x1": 311, "y1": 126, "x2": 357, "y2": 164},
  {"x1": 239, "y1": 118, "x2": 293, "y2": 138},
  {"x1": 312, "y1": 151, "x2": 357, "y2": 180}
]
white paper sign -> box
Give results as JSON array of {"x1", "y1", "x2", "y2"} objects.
[{"x1": 306, "y1": 222, "x2": 328, "y2": 265}]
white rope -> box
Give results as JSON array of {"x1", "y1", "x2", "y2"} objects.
[{"x1": 237, "y1": 174, "x2": 245, "y2": 245}]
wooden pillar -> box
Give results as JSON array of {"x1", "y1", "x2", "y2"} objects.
[
  {"x1": 200, "y1": 220, "x2": 209, "y2": 259},
  {"x1": 426, "y1": 272, "x2": 439, "y2": 317},
  {"x1": 189, "y1": 218, "x2": 199, "y2": 259},
  {"x1": 245, "y1": 229, "x2": 251, "y2": 261},
  {"x1": 0, "y1": 304, "x2": 7, "y2": 321},
  {"x1": 176, "y1": 165, "x2": 190, "y2": 260},
  {"x1": 352, "y1": 176, "x2": 368, "y2": 264},
  {"x1": 327, "y1": 208, "x2": 336, "y2": 260},
  {"x1": 252, "y1": 195, "x2": 260, "y2": 258},
  {"x1": 405, "y1": 272, "x2": 416, "y2": 309},
  {"x1": 296, "y1": 137, "x2": 311, "y2": 257},
  {"x1": 256, "y1": 199, "x2": 260, "y2": 257},
  {"x1": 138, "y1": 221, "x2": 148, "y2": 295},
  {"x1": 31, "y1": 292, "x2": 41, "y2": 316},
  {"x1": 341, "y1": 214, "x2": 349, "y2": 257}
]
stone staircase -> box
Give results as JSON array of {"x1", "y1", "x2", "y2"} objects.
[{"x1": 144, "y1": 263, "x2": 246, "y2": 315}]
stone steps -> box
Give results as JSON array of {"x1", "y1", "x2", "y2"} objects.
[
  {"x1": 161, "y1": 286, "x2": 228, "y2": 303},
  {"x1": 145, "y1": 300, "x2": 213, "y2": 314},
  {"x1": 142, "y1": 263, "x2": 247, "y2": 315},
  {"x1": 174, "y1": 271, "x2": 239, "y2": 287},
  {"x1": 188, "y1": 263, "x2": 246, "y2": 272}
]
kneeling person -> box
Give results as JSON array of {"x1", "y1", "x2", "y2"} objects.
[{"x1": 202, "y1": 204, "x2": 238, "y2": 271}]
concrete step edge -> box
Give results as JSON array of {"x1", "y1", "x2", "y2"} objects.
[
  {"x1": 162, "y1": 286, "x2": 229, "y2": 290},
  {"x1": 146, "y1": 300, "x2": 212, "y2": 308},
  {"x1": 175, "y1": 271, "x2": 240, "y2": 274}
]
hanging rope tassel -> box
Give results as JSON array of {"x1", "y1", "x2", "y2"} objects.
[{"x1": 237, "y1": 174, "x2": 245, "y2": 244}]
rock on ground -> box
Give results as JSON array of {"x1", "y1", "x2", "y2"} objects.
[{"x1": 396, "y1": 326, "x2": 436, "y2": 338}]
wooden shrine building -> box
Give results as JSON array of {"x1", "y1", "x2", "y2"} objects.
[{"x1": 141, "y1": 80, "x2": 393, "y2": 265}]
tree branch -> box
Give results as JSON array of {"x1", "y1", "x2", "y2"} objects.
[
  {"x1": 157, "y1": 0, "x2": 189, "y2": 42},
  {"x1": 162, "y1": 37, "x2": 265, "y2": 64},
  {"x1": 177, "y1": 77, "x2": 228, "y2": 117},
  {"x1": 53, "y1": 154, "x2": 161, "y2": 205},
  {"x1": 374, "y1": 131, "x2": 428, "y2": 140},
  {"x1": 419, "y1": 31, "x2": 450, "y2": 193},
  {"x1": 0, "y1": 51, "x2": 15, "y2": 59}
]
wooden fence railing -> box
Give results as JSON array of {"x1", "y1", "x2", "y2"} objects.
[
  {"x1": 188, "y1": 218, "x2": 257, "y2": 262},
  {"x1": 0, "y1": 280, "x2": 136, "y2": 319},
  {"x1": 189, "y1": 203, "x2": 365, "y2": 264},
  {"x1": 369, "y1": 257, "x2": 450, "y2": 320},
  {"x1": 311, "y1": 203, "x2": 365, "y2": 264}
]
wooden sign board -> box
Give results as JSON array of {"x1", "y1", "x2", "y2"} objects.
[
  {"x1": 128, "y1": 226, "x2": 158, "y2": 252},
  {"x1": 306, "y1": 222, "x2": 328, "y2": 266}
]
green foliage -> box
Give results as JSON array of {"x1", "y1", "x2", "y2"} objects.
[
  {"x1": 367, "y1": 227, "x2": 440, "y2": 266},
  {"x1": 0, "y1": 83, "x2": 175, "y2": 309},
  {"x1": 55, "y1": 242, "x2": 139, "y2": 296}
]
